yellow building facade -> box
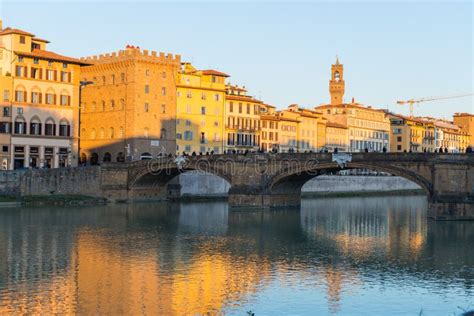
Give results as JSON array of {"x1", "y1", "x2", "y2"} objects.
[
  {"x1": 176, "y1": 63, "x2": 227, "y2": 154},
  {"x1": 453, "y1": 113, "x2": 473, "y2": 148},
  {"x1": 325, "y1": 123, "x2": 349, "y2": 152},
  {"x1": 260, "y1": 103, "x2": 279, "y2": 152},
  {"x1": 0, "y1": 20, "x2": 85, "y2": 169},
  {"x1": 225, "y1": 85, "x2": 261, "y2": 152},
  {"x1": 389, "y1": 114, "x2": 434, "y2": 152},
  {"x1": 79, "y1": 46, "x2": 180, "y2": 163}
]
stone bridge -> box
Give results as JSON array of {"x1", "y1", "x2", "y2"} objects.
[
  {"x1": 94, "y1": 152, "x2": 472, "y2": 220},
  {"x1": 19, "y1": 153, "x2": 474, "y2": 220}
]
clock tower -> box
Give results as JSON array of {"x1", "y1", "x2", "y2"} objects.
[{"x1": 329, "y1": 56, "x2": 345, "y2": 105}]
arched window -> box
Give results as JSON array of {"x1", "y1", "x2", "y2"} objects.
[
  {"x1": 120, "y1": 99, "x2": 125, "y2": 110},
  {"x1": 45, "y1": 118, "x2": 56, "y2": 136},
  {"x1": 102, "y1": 76, "x2": 106, "y2": 85},
  {"x1": 160, "y1": 128, "x2": 166, "y2": 140},
  {"x1": 31, "y1": 87, "x2": 42, "y2": 104},
  {"x1": 59, "y1": 119, "x2": 70, "y2": 137},
  {"x1": 30, "y1": 117, "x2": 42, "y2": 135},
  {"x1": 103, "y1": 152, "x2": 112, "y2": 162},
  {"x1": 99, "y1": 128, "x2": 105, "y2": 139},
  {"x1": 110, "y1": 100, "x2": 115, "y2": 110},
  {"x1": 110, "y1": 127, "x2": 114, "y2": 139},
  {"x1": 116, "y1": 152, "x2": 125, "y2": 162},
  {"x1": 59, "y1": 90, "x2": 70, "y2": 106},
  {"x1": 101, "y1": 101, "x2": 105, "y2": 111},
  {"x1": 14, "y1": 117, "x2": 27, "y2": 134},
  {"x1": 90, "y1": 128, "x2": 96, "y2": 139},
  {"x1": 90, "y1": 153, "x2": 99, "y2": 165}
]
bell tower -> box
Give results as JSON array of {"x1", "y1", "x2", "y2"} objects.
[{"x1": 329, "y1": 56, "x2": 345, "y2": 105}]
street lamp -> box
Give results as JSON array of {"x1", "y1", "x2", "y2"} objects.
[{"x1": 78, "y1": 80, "x2": 93, "y2": 165}]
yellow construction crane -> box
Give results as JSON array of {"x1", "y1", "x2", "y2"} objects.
[{"x1": 397, "y1": 93, "x2": 473, "y2": 117}]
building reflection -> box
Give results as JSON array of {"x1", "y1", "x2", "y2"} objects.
[{"x1": 0, "y1": 197, "x2": 473, "y2": 314}]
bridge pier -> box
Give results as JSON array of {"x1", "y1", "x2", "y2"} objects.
[
  {"x1": 428, "y1": 198, "x2": 474, "y2": 220},
  {"x1": 228, "y1": 187, "x2": 301, "y2": 209}
]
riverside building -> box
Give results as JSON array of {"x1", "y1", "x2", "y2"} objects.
[
  {"x1": 0, "y1": 20, "x2": 86, "y2": 169},
  {"x1": 79, "y1": 46, "x2": 180, "y2": 163}
]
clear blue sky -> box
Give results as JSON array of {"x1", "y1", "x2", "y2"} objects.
[{"x1": 1, "y1": 1, "x2": 472, "y2": 119}]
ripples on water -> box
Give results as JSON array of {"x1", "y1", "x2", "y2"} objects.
[{"x1": 0, "y1": 196, "x2": 473, "y2": 315}]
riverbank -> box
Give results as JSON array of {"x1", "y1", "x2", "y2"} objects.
[{"x1": 0, "y1": 194, "x2": 108, "y2": 207}]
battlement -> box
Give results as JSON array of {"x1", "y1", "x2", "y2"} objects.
[{"x1": 80, "y1": 45, "x2": 181, "y2": 65}]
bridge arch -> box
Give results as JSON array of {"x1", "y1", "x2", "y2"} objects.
[{"x1": 266, "y1": 161, "x2": 432, "y2": 198}]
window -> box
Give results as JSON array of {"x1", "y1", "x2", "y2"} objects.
[
  {"x1": 397, "y1": 136, "x2": 402, "y2": 142},
  {"x1": 31, "y1": 67, "x2": 41, "y2": 79},
  {"x1": 3, "y1": 107, "x2": 10, "y2": 117},
  {"x1": 0, "y1": 122, "x2": 11, "y2": 134},
  {"x1": 45, "y1": 119, "x2": 56, "y2": 136},
  {"x1": 3, "y1": 90, "x2": 9, "y2": 102},
  {"x1": 30, "y1": 119, "x2": 42, "y2": 135},
  {"x1": 20, "y1": 36, "x2": 25, "y2": 44},
  {"x1": 239, "y1": 103, "x2": 242, "y2": 113},
  {"x1": 61, "y1": 71, "x2": 69, "y2": 82},
  {"x1": 31, "y1": 92, "x2": 41, "y2": 104},
  {"x1": 120, "y1": 99, "x2": 125, "y2": 110},
  {"x1": 176, "y1": 133, "x2": 182, "y2": 139},
  {"x1": 14, "y1": 119, "x2": 26, "y2": 134},
  {"x1": 201, "y1": 106, "x2": 206, "y2": 115},
  {"x1": 397, "y1": 145, "x2": 402, "y2": 151},
  {"x1": 187, "y1": 90, "x2": 192, "y2": 98},
  {"x1": 18, "y1": 56, "x2": 24, "y2": 63},
  {"x1": 15, "y1": 91, "x2": 25, "y2": 102},
  {"x1": 214, "y1": 94, "x2": 220, "y2": 101},
  {"x1": 59, "y1": 121, "x2": 71, "y2": 137},
  {"x1": 63, "y1": 63, "x2": 68, "y2": 69},
  {"x1": 229, "y1": 102, "x2": 233, "y2": 112},
  {"x1": 247, "y1": 104, "x2": 250, "y2": 114},
  {"x1": 110, "y1": 100, "x2": 115, "y2": 110},
  {"x1": 145, "y1": 85, "x2": 149, "y2": 94},
  {"x1": 89, "y1": 128, "x2": 96, "y2": 139},
  {"x1": 110, "y1": 127, "x2": 114, "y2": 139},
  {"x1": 47, "y1": 69, "x2": 55, "y2": 80},
  {"x1": 2, "y1": 146, "x2": 8, "y2": 152},
  {"x1": 15, "y1": 66, "x2": 22, "y2": 77},
  {"x1": 161, "y1": 104, "x2": 166, "y2": 114},
  {"x1": 201, "y1": 92, "x2": 206, "y2": 100},
  {"x1": 33, "y1": 58, "x2": 39, "y2": 65},
  {"x1": 45, "y1": 93, "x2": 55, "y2": 105},
  {"x1": 111, "y1": 74, "x2": 115, "y2": 84},
  {"x1": 184, "y1": 131, "x2": 193, "y2": 140},
  {"x1": 145, "y1": 69, "x2": 150, "y2": 76},
  {"x1": 121, "y1": 73, "x2": 125, "y2": 83},
  {"x1": 161, "y1": 72, "x2": 166, "y2": 79},
  {"x1": 144, "y1": 103, "x2": 149, "y2": 112},
  {"x1": 185, "y1": 120, "x2": 191, "y2": 126},
  {"x1": 160, "y1": 128, "x2": 166, "y2": 139},
  {"x1": 162, "y1": 87, "x2": 166, "y2": 96},
  {"x1": 60, "y1": 95, "x2": 70, "y2": 106},
  {"x1": 17, "y1": 107, "x2": 23, "y2": 114}
]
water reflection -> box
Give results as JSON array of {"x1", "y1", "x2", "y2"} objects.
[{"x1": 0, "y1": 196, "x2": 473, "y2": 315}]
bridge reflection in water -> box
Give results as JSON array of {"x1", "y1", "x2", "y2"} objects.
[{"x1": 0, "y1": 196, "x2": 473, "y2": 315}]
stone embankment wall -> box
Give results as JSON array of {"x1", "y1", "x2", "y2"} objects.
[
  {"x1": 0, "y1": 170, "x2": 26, "y2": 196},
  {"x1": 176, "y1": 172, "x2": 421, "y2": 197},
  {"x1": 19, "y1": 167, "x2": 102, "y2": 197}
]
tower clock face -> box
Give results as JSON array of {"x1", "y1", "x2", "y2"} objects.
[{"x1": 334, "y1": 71, "x2": 340, "y2": 82}]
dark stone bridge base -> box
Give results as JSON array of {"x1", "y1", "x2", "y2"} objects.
[
  {"x1": 228, "y1": 192, "x2": 301, "y2": 209},
  {"x1": 428, "y1": 200, "x2": 474, "y2": 221}
]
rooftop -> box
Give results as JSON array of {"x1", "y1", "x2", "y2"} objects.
[{"x1": 16, "y1": 49, "x2": 90, "y2": 65}]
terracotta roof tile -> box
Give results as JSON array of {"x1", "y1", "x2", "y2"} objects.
[
  {"x1": 15, "y1": 49, "x2": 90, "y2": 65},
  {"x1": 0, "y1": 27, "x2": 34, "y2": 36},
  {"x1": 201, "y1": 69, "x2": 230, "y2": 77}
]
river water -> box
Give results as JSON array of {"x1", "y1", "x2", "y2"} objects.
[{"x1": 0, "y1": 196, "x2": 472, "y2": 315}]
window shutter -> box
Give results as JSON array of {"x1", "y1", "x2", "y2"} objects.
[
  {"x1": 68, "y1": 96, "x2": 71, "y2": 106},
  {"x1": 68, "y1": 72, "x2": 71, "y2": 83},
  {"x1": 39, "y1": 93, "x2": 42, "y2": 104},
  {"x1": 23, "y1": 91, "x2": 27, "y2": 102},
  {"x1": 54, "y1": 94, "x2": 57, "y2": 105},
  {"x1": 67, "y1": 125, "x2": 71, "y2": 137},
  {"x1": 54, "y1": 70, "x2": 57, "y2": 81},
  {"x1": 39, "y1": 69, "x2": 43, "y2": 80},
  {"x1": 23, "y1": 66, "x2": 27, "y2": 78}
]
